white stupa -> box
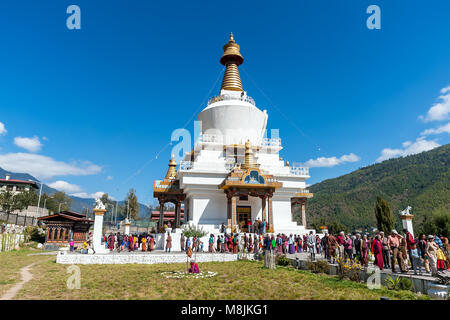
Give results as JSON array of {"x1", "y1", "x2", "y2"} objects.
[{"x1": 154, "y1": 33, "x2": 314, "y2": 237}]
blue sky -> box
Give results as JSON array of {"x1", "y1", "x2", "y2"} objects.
[{"x1": 0, "y1": 0, "x2": 449, "y2": 206}]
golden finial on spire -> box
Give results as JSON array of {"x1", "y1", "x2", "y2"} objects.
[
  {"x1": 220, "y1": 33, "x2": 244, "y2": 91},
  {"x1": 242, "y1": 140, "x2": 258, "y2": 169},
  {"x1": 165, "y1": 154, "x2": 177, "y2": 179}
]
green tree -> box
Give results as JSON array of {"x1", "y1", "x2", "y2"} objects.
[
  {"x1": 0, "y1": 190, "x2": 25, "y2": 213},
  {"x1": 100, "y1": 193, "x2": 116, "y2": 222},
  {"x1": 421, "y1": 207, "x2": 450, "y2": 238},
  {"x1": 124, "y1": 188, "x2": 139, "y2": 220},
  {"x1": 15, "y1": 190, "x2": 38, "y2": 210},
  {"x1": 45, "y1": 191, "x2": 72, "y2": 213},
  {"x1": 374, "y1": 196, "x2": 394, "y2": 234}
]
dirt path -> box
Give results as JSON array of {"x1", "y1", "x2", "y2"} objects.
[{"x1": 0, "y1": 263, "x2": 35, "y2": 300}]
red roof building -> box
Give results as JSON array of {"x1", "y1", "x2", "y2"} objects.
[{"x1": 38, "y1": 211, "x2": 93, "y2": 247}]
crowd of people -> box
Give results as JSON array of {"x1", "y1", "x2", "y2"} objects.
[
  {"x1": 98, "y1": 226, "x2": 448, "y2": 277},
  {"x1": 101, "y1": 233, "x2": 157, "y2": 252},
  {"x1": 321, "y1": 229, "x2": 449, "y2": 276}
]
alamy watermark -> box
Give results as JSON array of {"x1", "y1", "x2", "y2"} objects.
[{"x1": 66, "y1": 264, "x2": 81, "y2": 289}]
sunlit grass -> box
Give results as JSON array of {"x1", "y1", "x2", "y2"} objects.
[
  {"x1": 0, "y1": 248, "x2": 53, "y2": 296},
  {"x1": 5, "y1": 253, "x2": 426, "y2": 300}
]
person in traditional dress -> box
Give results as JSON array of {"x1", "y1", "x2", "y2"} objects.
[
  {"x1": 254, "y1": 235, "x2": 259, "y2": 255},
  {"x1": 141, "y1": 235, "x2": 147, "y2": 252},
  {"x1": 361, "y1": 235, "x2": 369, "y2": 268},
  {"x1": 321, "y1": 233, "x2": 329, "y2": 260},
  {"x1": 248, "y1": 235, "x2": 253, "y2": 253},
  {"x1": 185, "y1": 237, "x2": 191, "y2": 253},
  {"x1": 208, "y1": 234, "x2": 214, "y2": 253},
  {"x1": 289, "y1": 234, "x2": 295, "y2": 254},
  {"x1": 188, "y1": 260, "x2": 199, "y2": 273},
  {"x1": 426, "y1": 235, "x2": 439, "y2": 276},
  {"x1": 244, "y1": 233, "x2": 249, "y2": 252},
  {"x1": 180, "y1": 234, "x2": 185, "y2": 252},
  {"x1": 146, "y1": 235, "x2": 151, "y2": 251},
  {"x1": 327, "y1": 233, "x2": 338, "y2": 263},
  {"x1": 165, "y1": 232, "x2": 172, "y2": 253},
  {"x1": 223, "y1": 235, "x2": 228, "y2": 253},
  {"x1": 217, "y1": 235, "x2": 221, "y2": 252},
  {"x1": 270, "y1": 235, "x2": 276, "y2": 252},
  {"x1": 108, "y1": 234, "x2": 114, "y2": 251},
  {"x1": 148, "y1": 235, "x2": 154, "y2": 251},
  {"x1": 233, "y1": 234, "x2": 239, "y2": 253},
  {"x1": 373, "y1": 235, "x2": 384, "y2": 270}
]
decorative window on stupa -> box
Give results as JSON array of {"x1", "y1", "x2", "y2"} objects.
[{"x1": 244, "y1": 170, "x2": 265, "y2": 184}]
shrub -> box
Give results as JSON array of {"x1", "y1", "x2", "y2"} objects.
[
  {"x1": 275, "y1": 254, "x2": 290, "y2": 266},
  {"x1": 25, "y1": 226, "x2": 46, "y2": 243},
  {"x1": 306, "y1": 260, "x2": 330, "y2": 274},
  {"x1": 398, "y1": 277, "x2": 412, "y2": 291}
]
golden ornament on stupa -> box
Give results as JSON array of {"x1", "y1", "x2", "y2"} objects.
[
  {"x1": 220, "y1": 33, "x2": 244, "y2": 91},
  {"x1": 164, "y1": 154, "x2": 177, "y2": 180},
  {"x1": 242, "y1": 140, "x2": 258, "y2": 169}
]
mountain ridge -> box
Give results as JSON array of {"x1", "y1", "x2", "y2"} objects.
[{"x1": 294, "y1": 143, "x2": 450, "y2": 231}]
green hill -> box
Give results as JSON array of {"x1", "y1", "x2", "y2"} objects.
[{"x1": 294, "y1": 143, "x2": 450, "y2": 233}]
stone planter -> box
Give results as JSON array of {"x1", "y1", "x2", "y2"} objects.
[{"x1": 427, "y1": 283, "x2": 448, "y2": 300}]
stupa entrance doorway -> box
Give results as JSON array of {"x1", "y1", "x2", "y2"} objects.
[{"x1": 237, "y1": 206, "x2": 251, "y2": 232}]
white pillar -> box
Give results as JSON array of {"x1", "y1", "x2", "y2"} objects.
[
  {"x1": 124, "y1": 218, "x2": 131, "y2": 236},
  {"x1": 93, "y1": 208, "x2": 109, "y2": 253},
  {"x1": 400, "y1": 214, "x2": 414, "y2": 238}
]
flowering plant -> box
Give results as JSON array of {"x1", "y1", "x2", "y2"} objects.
[
  {"x1": 161, "y1": 271, "x2": 218, "y2": 279},
  {"x1": 336, "y1": 257, "x2": 362, "y2": 282}
]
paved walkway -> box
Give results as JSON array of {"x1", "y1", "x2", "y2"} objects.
[{"x1": 0, "y1": 263, "x2": 35, "y2": 300}]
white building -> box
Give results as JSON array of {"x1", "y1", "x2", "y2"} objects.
[{"x1": 154, "y1": 34, "x2": 314, "y2": 237}]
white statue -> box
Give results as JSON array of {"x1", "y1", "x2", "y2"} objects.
[
  {"x1": 399, "y1": 206, "x2": 412, "y2": 216},
  {"x1": 94, "y1": 198, "x2": 106, "y2": 210}
]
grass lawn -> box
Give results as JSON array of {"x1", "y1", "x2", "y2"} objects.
[
  {"x1": 4, "y1": 249, "x2": 426, "y2": 300},
  {"x1": 0, "y1": 248, "x2": 54, "y2": 297}
]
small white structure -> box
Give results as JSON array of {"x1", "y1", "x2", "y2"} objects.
[
  {"x1": 124, "y1": 218, "x2": 131, "y2": 236},
  {"x1": 92, "y1": 198, "x2": 109, "y2": 253},
  {"x1": 399, "y1": 206, "x2": 414, "y2": 238}
]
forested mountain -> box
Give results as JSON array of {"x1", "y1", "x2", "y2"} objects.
[{"x1": 293, "y1": 144, "x2": 450, "y2": 232}]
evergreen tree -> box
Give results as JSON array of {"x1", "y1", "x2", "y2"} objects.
[
  {"x1": 374, "y1": 196, "x2": 394, "y2": 233},
  {"x1": 124, "y1": 188, "x2": 139, "y2": 220}
]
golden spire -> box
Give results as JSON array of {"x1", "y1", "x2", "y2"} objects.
[
  {"x1": 242, "y1": 140, "x2": 257, "y2": 169},
  {"x1": 164, "y1": 154, "x2": 177, "y2": 179},
  {"x1": 220, "y1": 33, "x2": 244, "y2": 91}
]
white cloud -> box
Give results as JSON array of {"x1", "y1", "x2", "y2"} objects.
[
  {"x1": 419, "y1": 86, "x2": 450, "y2": 122},
  {"x1": 71, "y1": 191, "x2": 115, "y2": 201},
  {"x1": 106, "y1": 176, "x2": 113, "y2": 181},
  {"x1": 0, "y1": 152, "x2": 102, "y2": 180},
  {"x1": 0, "y1": 122, "x2": 6, "y2": 135},
  {"x1": 420, "y1": 122, "x2": 450, "y2": 136},
  {"x1": 48, "y1": 180, "x2": 82, "y2": 193},
  {"x1": 376, "y1": 137, "x2": 440, "y2": 162},
  {"x1": 14, "y1": 136, "x2": 43, "y2": 152},
  {"x1": 304, "y1": 153, "x2": 360, "y2": 168}
]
